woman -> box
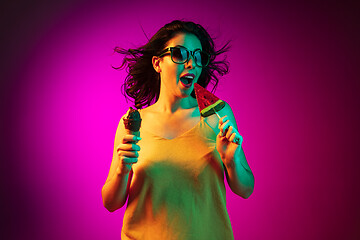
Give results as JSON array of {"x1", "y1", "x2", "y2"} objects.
[{"x1": 102, "y1": 20, "x2": 254, "y2": 240}]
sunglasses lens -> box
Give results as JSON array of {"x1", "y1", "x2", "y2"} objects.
[
  {"x1": 195, "y1": 50, "x2": 209, "y2": 67},
  {"x1": 167, "y1": 47, "x2": 209, "y2": 67},
  {"x1": 172, "y1": 47, "x2": 188, "y2": 63}
]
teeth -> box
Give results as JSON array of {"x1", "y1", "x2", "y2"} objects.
[{"x1": 180, "y1": 75, "x2": 195, "y2": 86}]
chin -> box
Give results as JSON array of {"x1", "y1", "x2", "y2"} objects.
[{"x1": 180, "y1": 87, "x2": 194, "y2": 98}]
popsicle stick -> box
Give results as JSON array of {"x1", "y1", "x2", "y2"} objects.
[
  {"x1": 214, "y1": 107, "x2": 242, "y2": 145},
  {"x1": 214, "y1": 108, "x2": 221, "y2": 119}
]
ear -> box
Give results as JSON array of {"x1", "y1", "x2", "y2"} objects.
[{"x1": 152, "y1": 56, "x2": 161, "y2": 73}]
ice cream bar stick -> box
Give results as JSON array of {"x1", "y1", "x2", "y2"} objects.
[{"x1": 214, "y1": 108, "x2": 221, "y2": 119}]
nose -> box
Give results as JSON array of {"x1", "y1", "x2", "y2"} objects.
[{"x1": 184, "y1": 54, "x2": 196, "y2": 69}]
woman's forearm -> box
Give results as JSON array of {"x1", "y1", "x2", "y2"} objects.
[
  {"x1": 224, "y1": 151, "x2": 254, "y2": 199},
  {"x1": 102, "y1": 169, "x2": 131, "y2": 212}
]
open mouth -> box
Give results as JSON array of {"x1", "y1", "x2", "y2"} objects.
[{"x1": 180, "y1": 75, "x2": 195, "y2": 88}]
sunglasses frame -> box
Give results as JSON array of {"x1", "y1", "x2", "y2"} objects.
[{"x1": 157, "y1": 46, "x2": 210, "y2": 67}]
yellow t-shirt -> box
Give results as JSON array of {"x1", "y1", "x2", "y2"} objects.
[{"x1": 121, "y1": 117, "x2": 234, "y2": 240}]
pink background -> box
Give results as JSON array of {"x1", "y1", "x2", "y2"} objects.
[{"x1": 1, "y1": 0, "x2": 359, "y2": 239}]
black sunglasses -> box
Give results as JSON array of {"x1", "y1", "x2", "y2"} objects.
[{"x1": 158, "y1": 46, "x2": 210, "y2": 67}]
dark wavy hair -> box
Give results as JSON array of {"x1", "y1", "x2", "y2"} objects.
[{"x1": 114, "y1": 20, "x2": 230, "y2": 109}]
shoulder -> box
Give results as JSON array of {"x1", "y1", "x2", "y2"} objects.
[
  {"x1": 219, "y1": 101, "x2": 238, "y2": 128},
  {"x1": 219, "y1": 101, "x2": 235, "y2": 117}
]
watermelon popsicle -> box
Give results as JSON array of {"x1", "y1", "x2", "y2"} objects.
[
  {"x1": 194, "y1": 83, "x2": 225, "y2": 118},
  {"x1": 194, "y1": 83, "x2": 241, "y2": 145}
]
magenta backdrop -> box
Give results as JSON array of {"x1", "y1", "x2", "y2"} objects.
[{"x1": 2, "y1": 0, "x2": 359, "y2": 239}]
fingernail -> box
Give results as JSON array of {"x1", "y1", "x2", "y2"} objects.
[{"x1": 137, "y1": 137, "x2": 142, "y2": 141}]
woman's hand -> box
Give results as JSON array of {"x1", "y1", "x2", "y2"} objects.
[
  {"x1": 216, "y1": 115, "x2": 243, "y2": 168},
  {"x1": 116, "y1": 134, "x2": 141, "y2": 175}
]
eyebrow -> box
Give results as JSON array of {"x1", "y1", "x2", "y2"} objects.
[{"x1": 173, "y1": 45, "x2": 202, "y2": 51}]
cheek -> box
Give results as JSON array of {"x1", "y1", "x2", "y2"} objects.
[
  {"x1": 161, "y1": 63, "x2": 180, "y2": 82},
  {"x1": 160, "y1": 60, "x2": 186, "y2": 83},
  {"x1": 167, "y1": 65, "x2": 182, "y2": 81}
]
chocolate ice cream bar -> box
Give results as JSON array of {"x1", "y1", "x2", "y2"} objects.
[{"x1": 123, "y1": 107, "x2": 142, "y2": 132}]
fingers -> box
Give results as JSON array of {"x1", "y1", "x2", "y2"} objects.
[
  {"x1": 220, "y1": 120, "x2": 231, "y2": 136},
  {"x1": 218, "y1": 116, "x2": 243, "y2": 145},
  {"x1": 229, "y1": 131, "x2": 243, "y2": 145},
  {"x1": 229, "y1": 132, "x2": 236, "y2": 142},
  {"x1": 218, "y1": 115, "x2": 228, "y2": 126},
  {"x1": 117, "y1": 147, "x2": 139, "y2": 167},
  {"x1": 120, "y1": 156, "x2": 138, "y2": 165},
  {"x1": 117, "y1": 148, "x2": 139, "y2": 157},
  {"x1": 236, "y1": 135, "x2": 243, "y2": 145},
  {"x1": 225, "y1": 126, "x2": 235, "y2": 139},
  {"x1": 117, "y1": 143, "x2": 140, "y2": 152},
  {"x1": 218, "y1": 115, "x2": 231, "y2": 137},
  {"x1": 123, "y1": 134, "x2": 141, "y2": 143},
  {"x1": 225, "y1": 126, "x2": 239, "y2": 142},
  {"x1": 117, "y1": 143, "x2": 140, "y2": 157},
  {"x1": 117, "y1": 134, "x2": 141, "y2": 167}
]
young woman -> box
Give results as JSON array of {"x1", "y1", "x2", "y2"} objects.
[{"x1": 102, "y1": 20, "x2": 254, "y2": 240}]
